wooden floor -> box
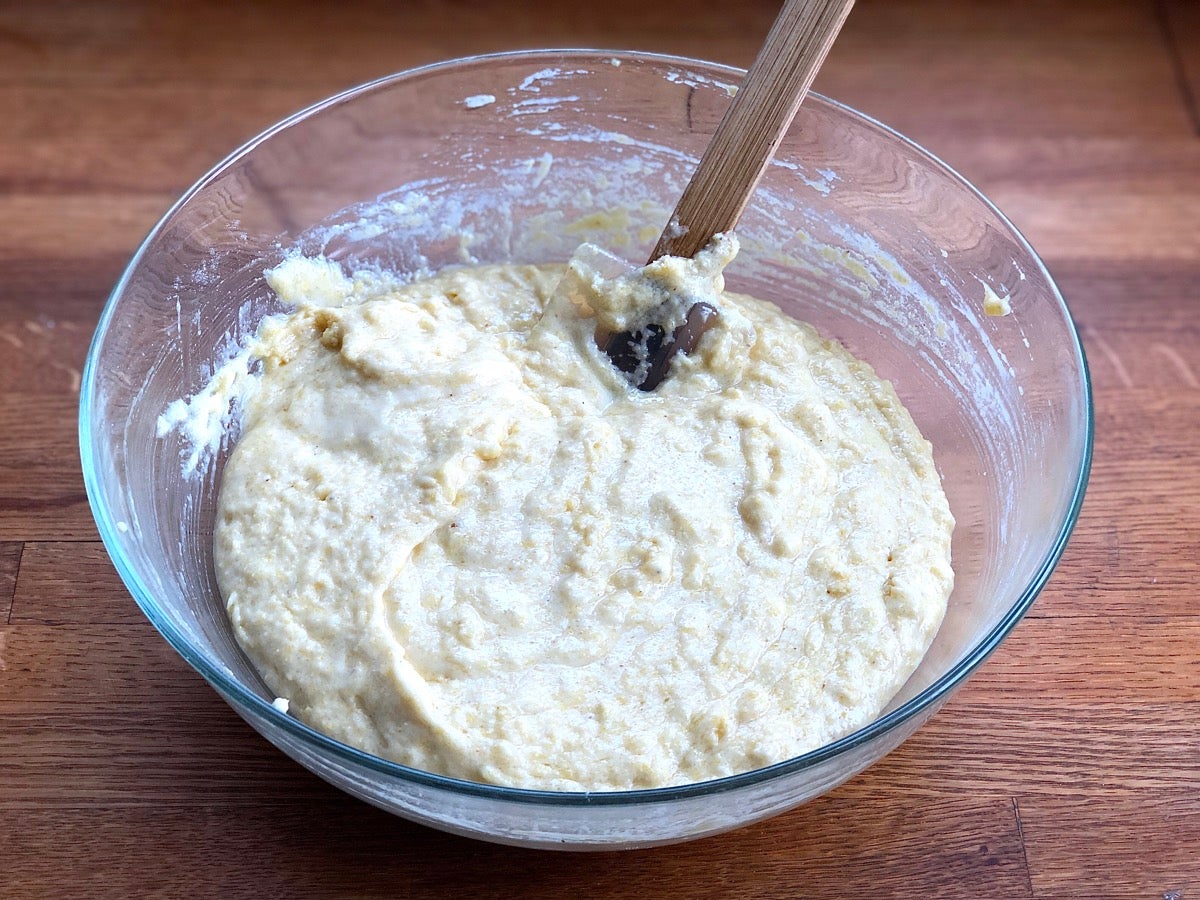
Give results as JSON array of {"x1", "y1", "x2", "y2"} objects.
[{"x1": 2, "y1": 0, "x2": 1198, "y2": 895}]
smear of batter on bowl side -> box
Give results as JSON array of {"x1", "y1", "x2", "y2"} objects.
[{"x1": 212, "y1": 235, "x2": 954, "y2": 791}]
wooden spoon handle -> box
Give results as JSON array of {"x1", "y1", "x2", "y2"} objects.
[{"x1": 649, "y1": 0, "x2": 855, "y2": 262}]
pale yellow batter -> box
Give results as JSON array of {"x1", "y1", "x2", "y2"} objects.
[{"x1": 214, "y1": 238, "x2": 954, "y2": 791}]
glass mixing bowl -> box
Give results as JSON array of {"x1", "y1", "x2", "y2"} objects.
[{"x1": 80, "y1": 50, "x2": 1091, "y2": 849}]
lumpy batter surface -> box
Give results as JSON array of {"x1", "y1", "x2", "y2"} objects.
[{"x1": 215, "y1": 240, "x2": 954, "y2": 791}]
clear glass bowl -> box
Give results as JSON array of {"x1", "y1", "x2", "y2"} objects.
[{"x1": 80, "y1": 50, "x2": 1091, "y2": 849}]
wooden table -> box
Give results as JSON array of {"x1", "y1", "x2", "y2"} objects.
[{"x1": 2, "y1": 0, "x2": 1197, "y2": 895}]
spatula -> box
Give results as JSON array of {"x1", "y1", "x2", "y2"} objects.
[{"x1": 598, "y1": 0, "x2": 855, "y2": 390}]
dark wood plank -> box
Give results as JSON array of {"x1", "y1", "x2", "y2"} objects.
[
  {"x1": 0, "y1": 193, "x2": 174, "y2": 264},
  {"x1": 970, "y1": 616, "x2": 1200, "y2": 702},
  {"x1": 932, "y1": 137, "x2": 1200, "y2": 194},
  {"x1": 0, "y1": 85, "x2": 326, "y2": 195},
  {"x1": 0, "y1": 0, "x2": 774, "y2": 86},
  {"x1": 1, "y1": 0, "x2": 1188, "y2": 143},
  {"x1": 0, "y1": 793, "x2": 1031, "y2": 898},
  {"x1": 0, "y1": 623, "x2": 197, "y2": 708},
  {"x1": 1021, "y1": 794, "x2": 1200, "y2": 898},
  {"x1": 1055, "y1": 263, "x2": 1200, "y2": 339},
  {"x1": 0, "y1": 308, "x2": 93, "y2": 397},
  {"x1": 0, "y1": 708, "x2": 326, "y2": 808},
  {"x1": 0, "y1": 258, "x2": 123, "y2": 402},
  {"x1": 824, "y1": 0, "x2": 1195, "y2": 141},
  {"x1": 937, "y1": 140, "x2": 1200, "y2": 265},
  {"x1": 1161, "y1": 0, "x2": 1200, "y2": 135},
  {"x1": 995, "y1": 184, "x2": 1200, "y2": 266},
  {"x1": 845, "y1": 701, "x2": 1200, "y2": 801},
  {"x1": 1034, "y1": 389, "x2": 1200, "y2": 620},
  {"x1": 0, "y1": 541, "x2": 20, "y2": 623},
  {"x1": 9, "y1": 542, "x2": 136, "y2": 624},
  {"x1": 0, "y1": 258, "x2": 125, "y2": 316},
  {"x1": 0, "y1": 396, "x2": 96, "y2": 541},
  {"x1": 887, "y1": 138, "x2": 1200, "y2": 267}
]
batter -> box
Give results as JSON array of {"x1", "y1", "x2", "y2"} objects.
[{"x1": 214, "y1": 236, "x2": 954, "y2": 791}]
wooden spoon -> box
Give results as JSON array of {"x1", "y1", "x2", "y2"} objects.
[{"x1": 599, "y1": 0, "x2": 855, "y2": 390}]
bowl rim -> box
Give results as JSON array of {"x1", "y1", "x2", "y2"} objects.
[{"x1": 79, "y1": 47, "x2": 1094, "y2": 806}]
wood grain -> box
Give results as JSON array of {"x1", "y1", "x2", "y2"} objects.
[
  {"x1": 1, "y1": 624, "x2": 199, "y2": 709},
  {"x1": 840, "y1": 699, "x2": 1200, "y2": 801},
  {"x1": 0, "y1": 796, "x2": 1031, "y2": 898},
  {"x1": 0, "y1": 85, "x2": 325, "y2": 193},
  {"x1": 0, "y1": 396, "x2": 95, "y2": 541},
  {"x1": 1161, "y1": 0, "x2": 1200, "y2": 135},
  {"x1": 1021, "y1": 795, "x2": 1199, "y2": 898},
  {"x1": 0, "y1": 541, "x2": 20, "y2": 624},
  {"x1": 929, "y1": 140, "x2": 1200, "y2": 264},
  {"x1": 1, "y1": 0, "x2": 1197, "y2": 894},
  {"x1": 971, "y1": 617, "x2": 1200, "y2": 701},
  {"x1": 9, "y1": 542, "x2": 140, "y2": 624},
  {"x1": 823, "y1": 0, "x2": 1195, "y2": 140},
  {"x1": 0, "y1": 194, "x2": 176, "y2": 262},
  {"x1": 0, "y1": 0, "x2": 776, "y2": 87}
]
